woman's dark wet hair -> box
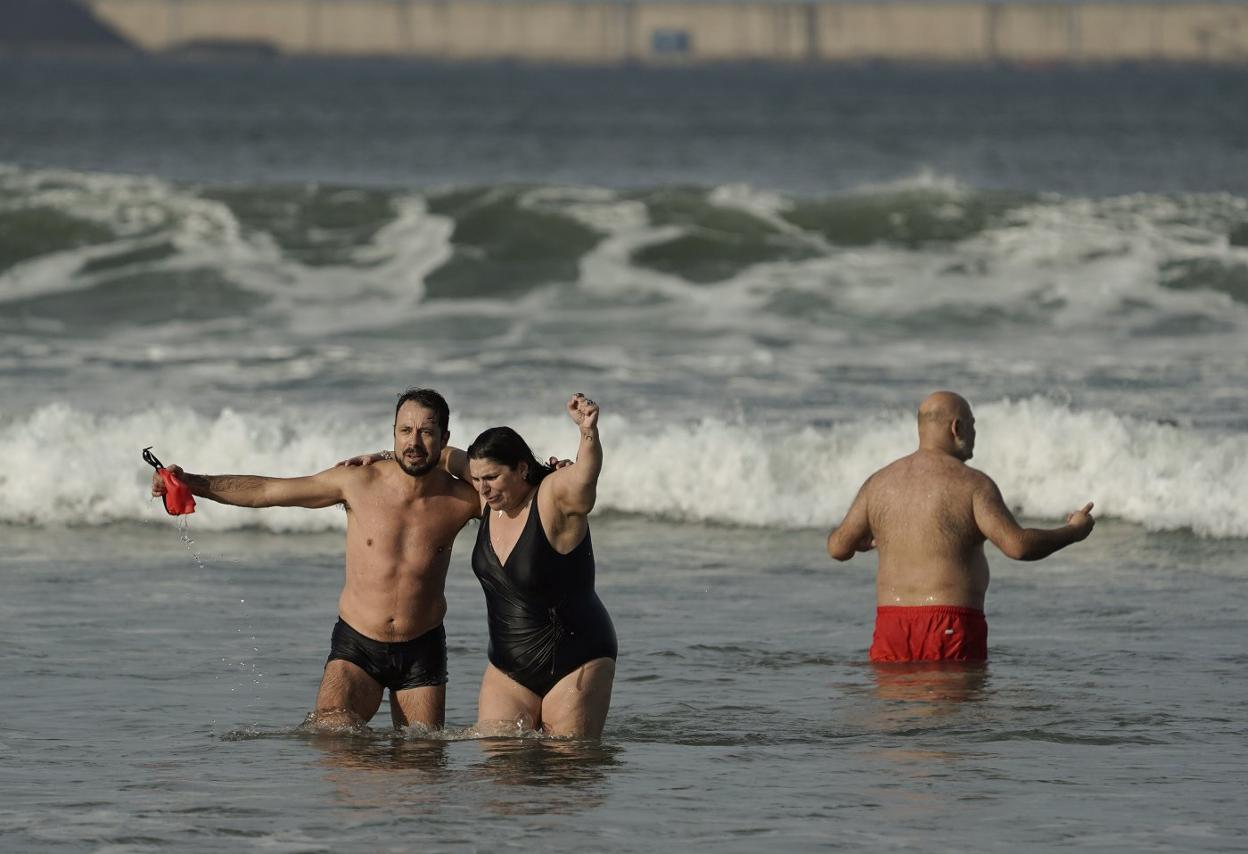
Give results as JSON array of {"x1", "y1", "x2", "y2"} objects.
[{"x1": 467, "y1": 426, "x2": 551, "y2": 485}]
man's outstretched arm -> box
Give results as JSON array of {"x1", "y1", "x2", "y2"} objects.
[
  {"x1": 827, "y1": 482, "x2": 875, "y2": 562},
  {"x1": 973, "y1": 478, "x2": 1095, "y2": 561},
  {"x1": 152, "y1": 464, "x2": 350, "y2": 509}
]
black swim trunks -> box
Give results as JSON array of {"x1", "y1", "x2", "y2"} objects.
[
  {"x1": 471, "y1": 492, "x2": 617, "y2": 697},
  {"x1": 325, "y1": 619, "x2": 447, "y2": 690}
]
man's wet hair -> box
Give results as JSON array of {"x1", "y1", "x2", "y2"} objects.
[
  {"x1": 395, "y1": 388, "x2": 450, "y2": 433},
  {"x1": 467, "y1": 426, "x2": 552, "y2": 485}
]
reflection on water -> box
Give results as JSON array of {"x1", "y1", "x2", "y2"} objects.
[
  {"x1": 298, "y1": 727, "x2": 454, "y2": 812},
  {"x1": 304, "y1": 728, "x2": 453, "y2": 773},
  {"x1": 860, "y1": 662, "x2": 993, "y2": 808},
  {"x1": 871, "y1": 661, "x2": 990, "y2": 710},
  {"x1": 468, "y1": 738, "x2": 622, "y2": 815},
  {"x1": 282, "y1": 724, "x2": 620, "y2": 815}
]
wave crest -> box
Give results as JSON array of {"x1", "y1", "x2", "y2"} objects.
[{"x1": 1, "y1": 399, "x2": 1243, "y2": 538}]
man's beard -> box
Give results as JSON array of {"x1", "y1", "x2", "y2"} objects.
[{"x1": 398, "y1": 455, "x2": 437, "y2": 477}]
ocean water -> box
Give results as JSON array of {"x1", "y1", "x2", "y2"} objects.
[{"x1": 1, "y1": 58, "x2": 1247, "y2": 851}]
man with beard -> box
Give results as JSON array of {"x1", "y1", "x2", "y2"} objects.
[
  {"x1": 150, "y1": 389, "x2": 480, "y2": 729},
  {"x1": 826, "y1": 391, "x2": 1096, "y2": 662}
]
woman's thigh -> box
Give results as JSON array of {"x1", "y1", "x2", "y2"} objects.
[
  {"x1": 541, "y1": 658, "x2": 616, "y2": 738},
  {"x1": 476, "y1": 662, "x2": 542, "y2": 735}
]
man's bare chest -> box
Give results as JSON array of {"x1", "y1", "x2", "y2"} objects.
[{"x1": 351, "y1": 495, "x2": 467, "y2": 550}]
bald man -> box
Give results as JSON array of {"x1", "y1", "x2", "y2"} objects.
[{"x1": 827, "y1": 392, "x2": 1095, "y2": 662}]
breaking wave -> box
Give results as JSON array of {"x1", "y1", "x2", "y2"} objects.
[{"x1": 1, "y1": 398, "x2": 1243, "y2": 538}]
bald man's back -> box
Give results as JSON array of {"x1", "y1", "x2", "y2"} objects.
[{"x1": 863, "y1": 450, "x2": 992, "y2": 608}]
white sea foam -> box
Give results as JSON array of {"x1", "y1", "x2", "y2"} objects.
[
  {"x1": 5, "y1": 166, "x2": 1246, "y2": 343},
  {"x1": 0, "y1": 167, "x2": 247, "y2": 303},
  {"x1": 522, "y1": 185, "x2": 650, "y2": 233},
  {"x1": 1, "y1": 399, "x2": 1243, "y2": 538},
  {"x1": 535, "y1": 179, "x2": 1248, "y2": 363},
  {"x1": 0, "y1": 168, "x2": 456, "y2": 337},
  {"x1": 0, "y1": 404, "x2": 376, "y2": 532},
  {"x1": 228, "y1": 192, "x2": 454, "y2": 336},
  {"x1": 841, "y1": 167, "x2": 978, "y2": 198}
]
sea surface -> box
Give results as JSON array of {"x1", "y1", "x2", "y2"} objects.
[{"x1": 1, "y1": 57, "x2": 1246, "y2": 851}]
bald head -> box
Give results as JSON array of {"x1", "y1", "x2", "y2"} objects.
[
  {"x1": 919, "y1": 391, "x2": 971, "y2": 424},
  {"x1": 917, "y1": 391, "x2": 976, "y2": 460}
]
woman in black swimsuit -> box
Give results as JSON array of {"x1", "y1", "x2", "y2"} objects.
[{"x1": 463, "y1": 393, "x2": 616, "y2": 737}]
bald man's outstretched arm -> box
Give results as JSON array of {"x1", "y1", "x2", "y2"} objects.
[{"x1": 972, "y1": 478, "x2": 1095, "y2": 561}]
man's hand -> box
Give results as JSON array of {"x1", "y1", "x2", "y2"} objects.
[
  {"x1": 567, "y1": 393, "x2": 599, "y2": 431},
  {"x1": 336, "y1": 451, "x2": 389, "y2": 468},
  {"x1": 854, "y1": 532, "x2": 877, "y2": 553},
  {"x1": 1066, "y1": 502, "x2": 1096, "y2": 540},
  {"x1": 151, "y1": 464, "x2": 184, "y2": 497},
  {"x1": 548, "y1": 456, "x2": 573, "y2": 471}
]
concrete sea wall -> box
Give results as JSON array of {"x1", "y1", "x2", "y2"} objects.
[{"x1": 85, "y1": 0, "x2": 1248, "y2": 63}]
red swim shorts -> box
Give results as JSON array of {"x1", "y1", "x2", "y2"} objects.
[{"x1": 869, "y1": 606, "x2": 988, "y2": 662}]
